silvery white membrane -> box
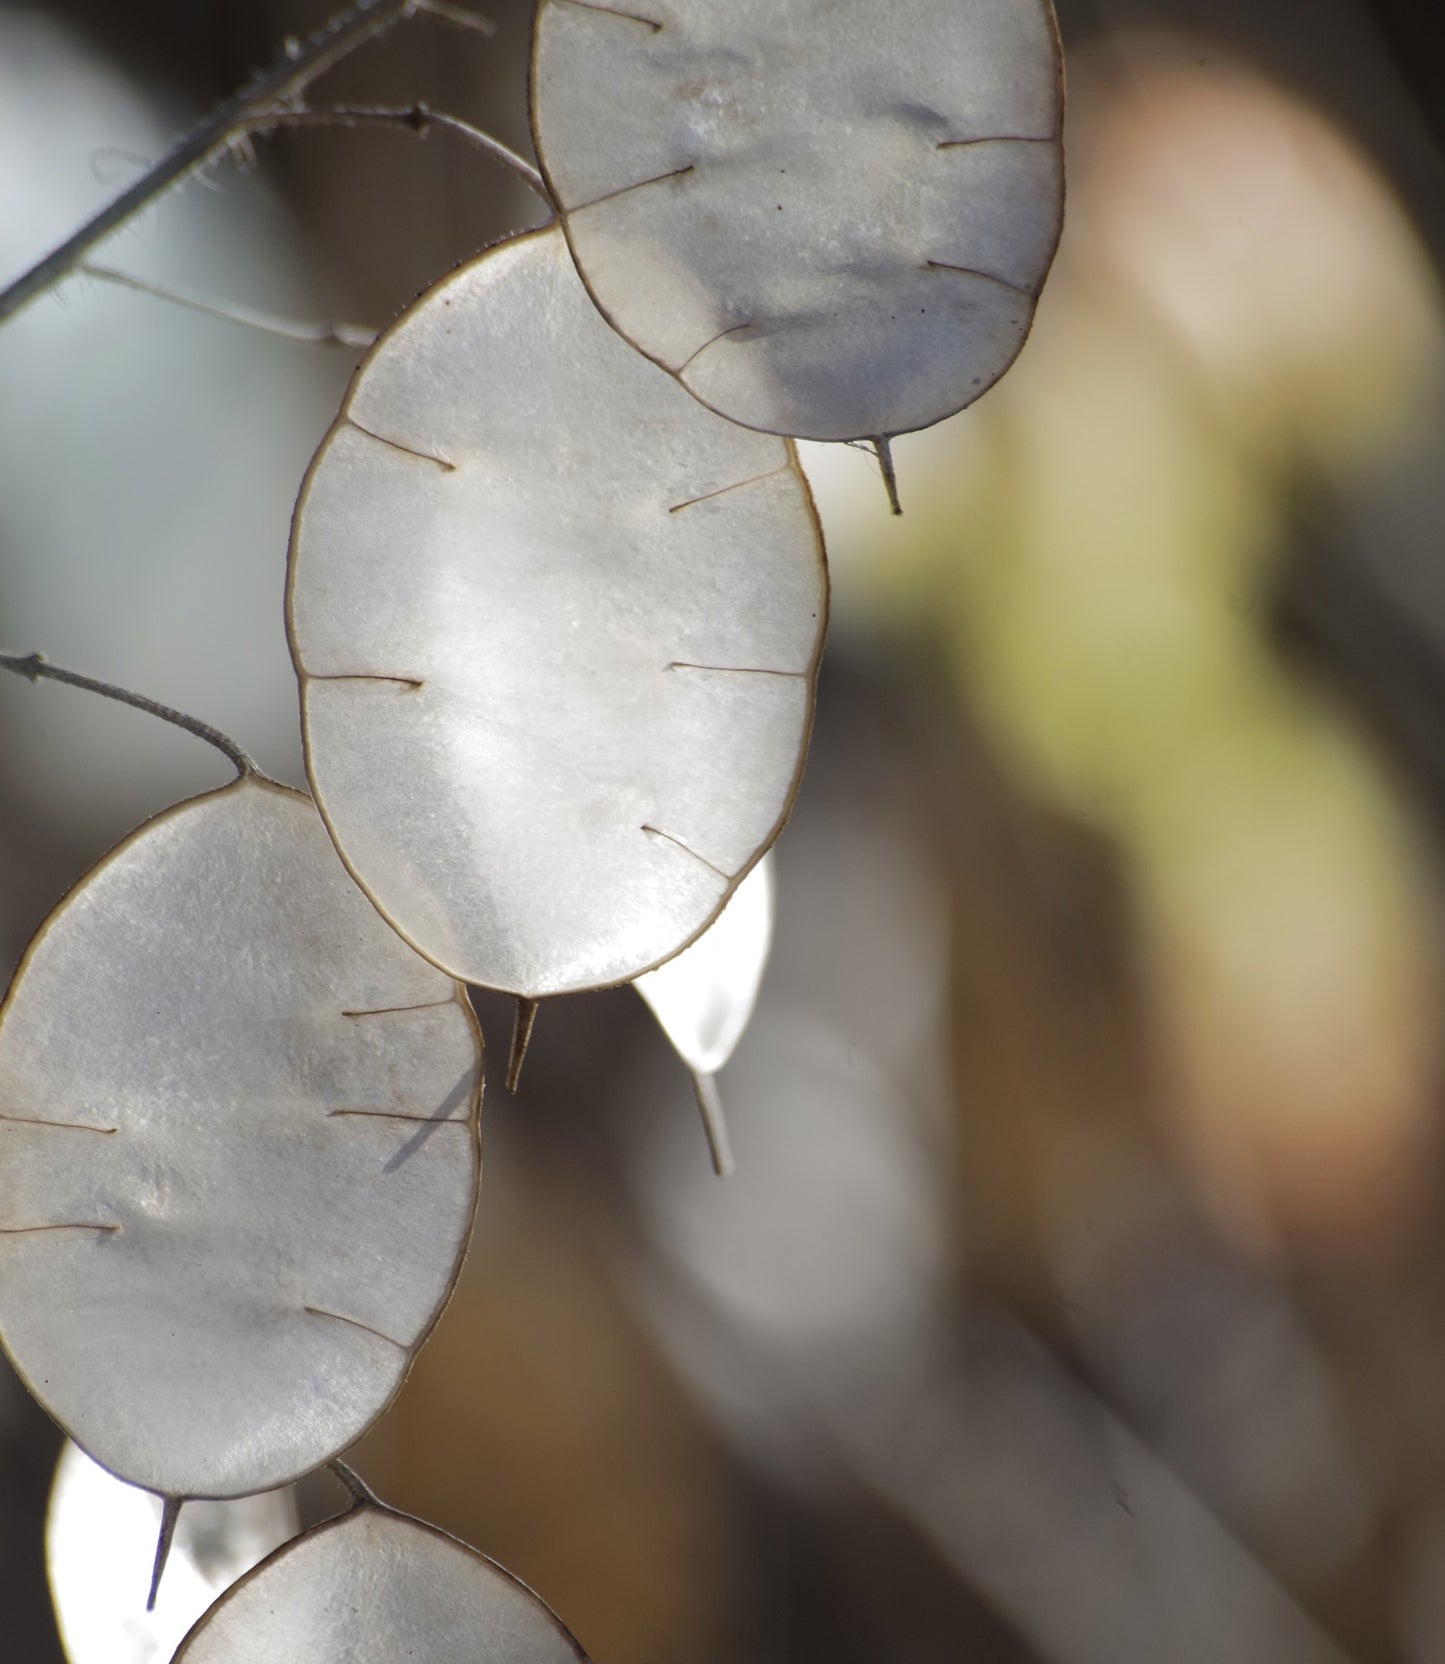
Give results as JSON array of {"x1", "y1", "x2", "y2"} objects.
[
  {"x1": 47, "y1": 1441, "x2": 297, "y2": 1664},
  {"x1": 635, "y1": 852, "x2": 774, "y2": 1078},
  {"x1": 635, "y1": 853, "x2": 773, "y2": 1173},
  {"x1": 532, "y1": 0, "x2": 1065, "y2": 442},
  {"x1": 289, "y1": 225, "x2": 826, "y2": 998},
  {"x1": 174, "y1": 1502, "x2": 589, "y2": 1664},
  {"x1": 0, "y1": 778, "x2": 482, "y2": 1498}
]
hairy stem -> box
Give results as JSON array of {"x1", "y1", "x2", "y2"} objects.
[
  {"x1": 253, "y1": 103, "x2": 555, "y2": 208},
  {"x1": 329, "y1": 1459, "x2": 384, "y2": 1508},
  {"x1": 0, "y1": 0, "x2": 494, "y2": 327},
  {"x1": 0, "y1": 652, "x2": 259, "y2": 778}
]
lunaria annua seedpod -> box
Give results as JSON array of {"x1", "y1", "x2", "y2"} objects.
[
  {"x1": 0, "y1": 777, "x2": 481, "y2": 1500},
  {"x1": 173, "y1": 1497, "x2": 590, "y2": 1664},
  {"x1": 531, "y1": 0, "x2": 1065, "y2": 443},
  {"x1": 289, "y1": 225, "x2": 826, "y2": 1000}
]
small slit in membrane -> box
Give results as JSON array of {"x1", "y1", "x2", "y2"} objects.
[
  {"x1": 667, "y1": 662, "x2": 805, "y2": 678},
  {"x1": 641, "y1": 824, "x2": 732, "y2": 882},
  {"x1": 303, "y1": 1305, "x2": 407, "y2": 1349},
  {"x1": 553, "y1": 0, "x2": 664, "y2": 33},
  {"x1": 306, "y1": 673, "x2": 425, "y2": 690},
  {"x1": 0, "y1": 1113, "x2": 116, "y2": 1134},
  {"x1": 925, "y1": 259, "x2": 1035, "y2": 300},
  {"x1": 671, "y1": 319, "x2": 756, "y2": 380},
  {"x1": 936, "y1": 133, "x2": 1058, "y2": 150},
  {"x1": 568, "y1": 162, "x2": 695, "y2": 216},
  {"x1": 341, "y1": 998, "x2": 455, "y2": 1019},
  {"x1": 327, "y1": 1108, "x2": 468, "y2": 1126},
  {"x1": 0, "y1": 1221, "x2": 120, "y2": 1235},
  {"x1": 667, "y1": 461, "x2": 789, "y2": 514},
  {"x1": 344, "y1": 418, "x2": 456, "y2": 472}
]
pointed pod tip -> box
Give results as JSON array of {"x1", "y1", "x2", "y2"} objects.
[
  {"x1": 506, "y1": 997, "x2": 540, "y2": 1094},
  {"x1": 871, "y1": 435, "x2": 903, "y2": 516},
  {"x1": 147, "y1": 1494, "x2": 183, "y2": 1611},
  {"x1": 692, "y1": 1070, "x2": 735, "y2": 1178}
]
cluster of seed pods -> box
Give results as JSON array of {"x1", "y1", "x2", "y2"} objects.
[{"x1": 1, "y1": 2, "x2": 1063, "y2": 1656}]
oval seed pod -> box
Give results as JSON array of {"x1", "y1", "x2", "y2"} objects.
[
  {"x1": 635, "y1": 852, "x2": 773, "y2": 1173},
  {"x1": 0, "y1": 777, "x2": 482, "y2": 1499},
  {"x1": 289, "y1": 225, "x2": 826, "y2": 999},
  {"x1": 531, "y1": 0, "x2": 1065, "y2": 444},
  {"x1": 174, "y1": 1498, "x2": 589, "y2": 1664},
  {"x1": 47, "y1": 1441, "x2": 297, "y2": 1664}
]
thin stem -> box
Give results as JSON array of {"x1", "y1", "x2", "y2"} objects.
[
  {"x1": 0, "y1": 652, "x2": 259, "y2": 778},
  {"x1": 0, "y1": 0, "x2": 494, "y2": 327},
  {"x1": 871, "y1": 435, "x2": 903, "y2": 517},
  {"x1": 249, "y1": 104, "x2": 554, "y2": 209},
  {"x1": 692, "y1": 1070, "x2": 735, "y2": 1178},
  {"x1": 329, "y1": 1459, "x2": 383, "y2": 1507},
  {"x1": 146, "y1": 1496, "x2": 183, "y2": 1612},
  {"x1": 414, "y1": 0, "x2": 498, "y2": 34},
  {"x1": 507, "y1": 997, "x2": 540, "y2": 1093},
  {"x1": 81, "y1": 263, "x2": 377, "y2": 348}
]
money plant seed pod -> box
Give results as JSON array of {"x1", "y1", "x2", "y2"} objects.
[
  {"x1": 0, "y1": 776, "x2": 482, "y2": 1500},
  {"x1": 173, "y1": 1494, "x2": 590, "y2": 1664},
  {"x1": 289, "y1": 224, "x2": 826, "y2": 999},
  {"x1": 531, "y1": 0, "x2": 1065, "y2": 443}
]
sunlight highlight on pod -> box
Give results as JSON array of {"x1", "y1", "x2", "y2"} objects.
[
  {"x1": 289, "y1": 224, "x2": 826, "y2": 1000},
  {"x1": 173, "y1": 1497, "x2": 590, "y2": 1664},
  {"x1": 635, "y1": 851, "x2": 774, "y2": 1175},
  {"x1": 531, "y1": 0, "x2": 1064, "y2": 443},
  {"x1": 47, "y1": 1441, "x2": 297, "y2": 1664},
  {"x1": 0, "y1": 777, "x2": 482, "y2": 1499}
]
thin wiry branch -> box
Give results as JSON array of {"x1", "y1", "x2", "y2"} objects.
[
  {"x1": 250, "y1": 103, "x2": 554, "y2": 209},
  {"x1": 0, "y1": 0, "x2": 494, "y2": 326},
  {"x1": 80, "y1": 263, "x2": 377, "y2": 348},
  {"x1": 0, "y1": 652, "x2": 259, "y2": 778}
]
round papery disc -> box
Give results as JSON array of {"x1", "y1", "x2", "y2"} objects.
[
  {"x1": 0, "y1": 777, "x2": 482, "y2": 1499},
  {"x1": 531, "y1": 0, "x2": 1065, "y2": 443},
  {"x1": 635, "y1": 850, "x2": 773, "y2": 1076},
  {"x1": 174, "y1": 1503, "x2": 589, "y2": 1664},
  {"x1": 288, "y1": 224, "x2": 826, "y2": 999}
]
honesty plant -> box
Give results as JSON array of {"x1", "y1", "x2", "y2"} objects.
[
  {"x1": 172, "y1": 1469, "x2": 588, "y2": 1664},
  {"x1": 0, "y1": 0, "x2": 1063, "y2": 1654},
  {"x1": 0, "y1": 779, "x2": 481, "y2": 1500},
  {"x1": 289, "y1": 228, "x2": 824, "y2": 1002},
  {"x1": 532, "y1": 0, "x2": 1064, "y2": 449}
]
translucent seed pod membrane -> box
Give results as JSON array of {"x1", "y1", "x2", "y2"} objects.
[
  {"x1": 635, "y1": 853, "x2": 775, "y2": 1175},
  {"x1": 531, "y1": 0, "x2": 1065, "y2": 442},
  {"x1": 173, "y1": 1502, "x2": 590, "y2": 1664},
  {"x1": 289, "y1": 225, "x2": 826, "y2": 999},
  {"x1": 0, "y1": 778, "x2": 482, "y2": 1499},
  {"x1": 635, "y1": 851, "x2": 773, "y2": 1076},
  {"x1": 47, "y1": 1441, "x2": 298, "y2": 1664}
]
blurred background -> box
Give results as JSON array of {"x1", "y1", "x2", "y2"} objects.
[{"x1": 3, "y1": 0, "x2": 1445, "y2": 1658}]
